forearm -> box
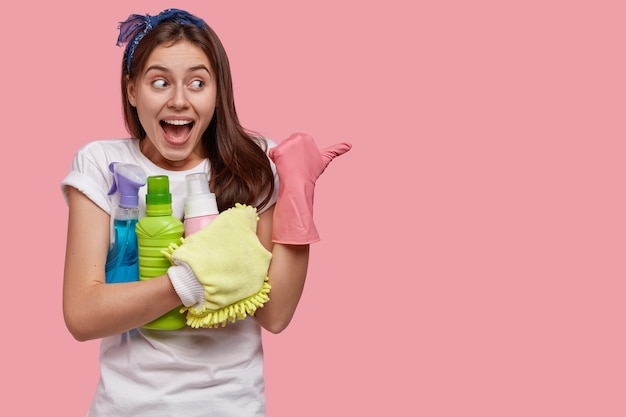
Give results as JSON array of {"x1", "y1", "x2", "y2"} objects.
[
  {"x1": 63, "y1": 273, "x2": 181, "y2": 341},
  {"x1": 254, "y1": 243, "x2": 309, "y2": 333}
]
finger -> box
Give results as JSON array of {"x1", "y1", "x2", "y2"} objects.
[
  {"x1": 268, "y1": 147, "x2": 277, "y2": 161},
  {"x1": 320, "y1": 142, "x2": 352, "y2": 165}
]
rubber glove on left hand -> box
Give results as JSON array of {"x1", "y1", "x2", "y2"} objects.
[{"x1": 164, "y1": 203, "x2": 272, "y2": 328}]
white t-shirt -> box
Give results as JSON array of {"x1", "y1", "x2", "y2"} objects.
[{"x1": 61, "y1": 138, "x2": 278, "y2": 417}]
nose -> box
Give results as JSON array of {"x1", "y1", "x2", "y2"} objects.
[{"x1": 167, "y1": 85, "x2": 189, "y2": 109}]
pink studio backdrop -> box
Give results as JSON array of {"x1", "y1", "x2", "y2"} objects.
[{"x1": 2, "y1": 0, "x2": 625, "y2": 416}]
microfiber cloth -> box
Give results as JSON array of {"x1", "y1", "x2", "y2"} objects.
[{"x1": 163, "y1": 203, "x2": 272, "y2": 328}]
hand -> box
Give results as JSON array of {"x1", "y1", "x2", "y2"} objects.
[
  {"x1": 269, "y1": 133, "x2": 352, "y2": 244},
  {"x1": 163, "y1": 204, "x2": 273, "y2": 328}
]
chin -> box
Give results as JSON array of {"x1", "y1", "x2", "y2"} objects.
[{"x1": 161, "y1": 150, "x2": 203, "y2": 169}]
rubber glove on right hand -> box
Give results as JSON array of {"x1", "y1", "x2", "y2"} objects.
[{"x1": 269, "y1": 133, "x2": 351, "y2": 245}]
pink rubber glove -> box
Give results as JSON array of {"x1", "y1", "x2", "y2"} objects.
[{"x1": 269, "y1": 133, "x2": 352, "y2": 244}]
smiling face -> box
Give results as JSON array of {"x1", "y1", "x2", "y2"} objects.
[{"x1": 126, "y1": 40, "x2": 217, "y2": 170}]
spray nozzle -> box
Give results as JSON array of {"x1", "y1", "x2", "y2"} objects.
[{"x1": 108, "y1": 162, "x2": 147, "y2": 208}]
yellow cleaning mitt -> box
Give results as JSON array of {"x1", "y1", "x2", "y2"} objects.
[{"x1": 163, "y1": 203, "x2": 272, "y2": 328}]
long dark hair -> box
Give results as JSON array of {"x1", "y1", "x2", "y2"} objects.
[{"x1": 121, "y1": 21, "x2": 274, "y2": 211}]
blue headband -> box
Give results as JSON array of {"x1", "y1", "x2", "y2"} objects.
[{"x1": 116, "y1": 8, "x2": 207, "y2": 73}]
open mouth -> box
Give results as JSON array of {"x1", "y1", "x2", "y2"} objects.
[{"x1": 160, "y1": 119, "x2": 194, "y2": 143}]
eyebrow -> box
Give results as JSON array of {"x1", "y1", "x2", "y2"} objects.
[{"x1": 145, "y1": 65, "x2": 212, "y2": 75}]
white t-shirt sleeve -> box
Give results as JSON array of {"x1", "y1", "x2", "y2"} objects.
[
  {"x1": 60, "y1": 141, "x2": 113, "y2": 215},
  {"x1": 258, "y1": 137, "x2": 279, "y2": 214}
]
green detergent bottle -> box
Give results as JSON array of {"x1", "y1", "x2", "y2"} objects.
[{"x1": 136, "y1": 175, "x2": 186, "y2": 330}]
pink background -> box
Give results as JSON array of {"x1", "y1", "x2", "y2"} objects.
[{"x1": 2, "y1": 0, "x2": 625, "y2": 415}]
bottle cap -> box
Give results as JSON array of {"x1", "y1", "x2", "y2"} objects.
[
  {"x1": 145, "y1": 175, "x2": 173, "y2": 206},
  {"x1": 107, "y1": 162, "x2": 146, "y2": 208},
  {"x1": 184, "y1": 172, "x2": 219, "y2": 218}
]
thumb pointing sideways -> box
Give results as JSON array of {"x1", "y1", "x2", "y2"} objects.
[
  {"x1": 268, "y1": 132, "x2": 352, "y2": 170},
  {"x1": 320, "y1": 142, "x2": 352, "y2": 167}
]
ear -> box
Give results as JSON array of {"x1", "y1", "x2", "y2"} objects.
[{"x1": 126, "y1": 76, "x2": 137, "y2": 107}]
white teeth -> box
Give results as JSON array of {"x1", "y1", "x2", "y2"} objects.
[{"x1": 163, "y1": 120, "x2": 192, "y2": 126}]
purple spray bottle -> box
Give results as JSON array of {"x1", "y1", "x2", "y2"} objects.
[{"x1": 105, "y1": 162, "x2": 147, "y2": 283}]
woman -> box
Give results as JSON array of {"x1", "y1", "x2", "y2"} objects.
[{"x1": 61, "y1": 8, "x2": 350, "y2": 416}]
